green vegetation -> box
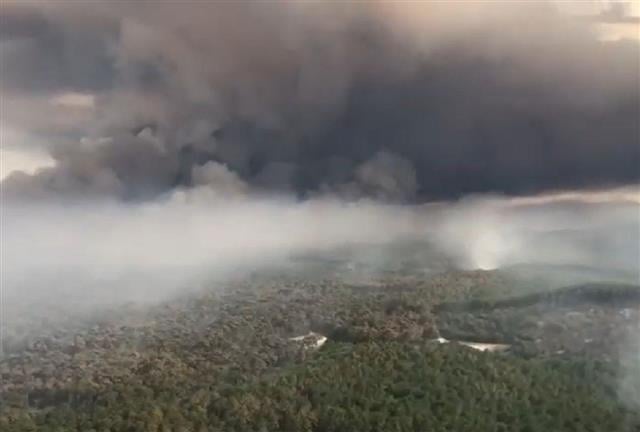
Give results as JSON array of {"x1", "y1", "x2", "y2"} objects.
[
  {"x1": 4, "y1": 342, "x2": 637, "y2": 432},
  {"x1": 436, "y1": 283, "x2": 640, "y2": 313},
  {"x1": 436, "y1": 284, "x2": 640, "y2": 359},
  {"x1": 2, "y1": 270, "x2": 638, "y2": 431}
]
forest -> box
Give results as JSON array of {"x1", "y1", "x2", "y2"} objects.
[{"x1": 1, "y1": 265, "x2": 639, "y2": 431}]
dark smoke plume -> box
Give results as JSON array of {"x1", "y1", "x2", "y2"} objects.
[{"x1": 1, "y1": 1, "x2": 638, "y2": 202}]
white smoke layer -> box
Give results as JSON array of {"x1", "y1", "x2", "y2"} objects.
[
  {"x1": 2, "y1": 190, "x2": 638, "y2": 314},
  {"x1": 1, "y1": 194, "x2": 413, "y2": 312}
]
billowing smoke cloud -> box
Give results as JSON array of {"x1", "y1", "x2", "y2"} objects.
[{"x1": 1, "y1": 1, "x2": 638, "y2": 201}]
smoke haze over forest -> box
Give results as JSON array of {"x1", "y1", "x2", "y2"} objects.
[{"x1": 1, "y1": 2, "x2": 640, "y2": 427}]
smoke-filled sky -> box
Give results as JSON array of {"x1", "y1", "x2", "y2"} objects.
[{"x1": 1, "y1": 0, "x2": 638, "y2": 201}]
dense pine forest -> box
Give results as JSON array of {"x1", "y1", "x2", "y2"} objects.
[{"x1": 2, "y1": 265, "x2": 639, "y2": 431}]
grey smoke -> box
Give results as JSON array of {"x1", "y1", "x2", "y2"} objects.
[{"x1": 1, "y1": 1, "x2": 638, "y2": 201}]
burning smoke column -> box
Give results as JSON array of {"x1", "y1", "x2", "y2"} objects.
[{"x1": 430, "y1": 198, "x2": 522, "y2": 270}]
